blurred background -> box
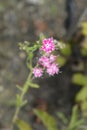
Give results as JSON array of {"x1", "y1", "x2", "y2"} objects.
[{"x1": 0, "y1": 0, "x2": 87, "y2": 130}]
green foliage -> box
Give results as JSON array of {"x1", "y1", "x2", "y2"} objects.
[
  {"x1": 81, "y1": 39, "x2": 87, "y2": 56},
  {"x1": 81, "y1": 22, "x2": 87, "y2": 36},
  {"x1": 75, "y1": 85, "x2": 87, "y2": 116},
  {"x1": 56, "y1": 56, "x2": 66, "y2": 66},
  {"x1": 67, "y1": 106, "x2": 84, "y2": 130},
  {"x1": 29, "y1": 82, "x2": 40, "y2": 88},
  {"x1": 68, "y1": 105, "x2": 79, "y2": 129},
  {"x1": 60, "y1": 44, "x2": 71, "y2": 56},
  {"x1": 72, "y1": 73, "x2": 87, "y2": 86},
  {"x1": 57, "y1": 112, "x2": 68, "y2": 124},
  {"x1": 57, "y1": 106, "x2": 85, "y2": 130},
  {"x1": 76, "y1": 86, "x2": 87, "y2": 102},
  {"x1": 72, "y1": 72, "x2": 87, "y2": 116},
  {"x1": 16, "y1": 119, "x2": 32, "y2": 130},
  {"x1": 81, "y1": 101, "x2": 87, "y2": 117},
  {"x1": 70, "y1": 22, "x2": 87, "y2": 116},
  {"x1": 81, "y1": 22, "x2": 87, "y2": 56},
  {"x1": 34, "y1": 109, "x2": 58, "y2": 130},
  {"x1": 56, "y1": 43, "x2": 71, "y2": 66}
]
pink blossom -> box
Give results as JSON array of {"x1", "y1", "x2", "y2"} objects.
[
  {"x1": 47, "y1": 63, "x2": 59, "y2": 76},
  {"x1": 38, "y1": 56, "x2": 50, "y2": 68},
  {"x1": 33, "y1": 67, "x2": 43, "y2": 77},
  {"x1": 41, "y1": 37, "x2": 55, "y2": 53},
  {"x1": 49, "y1": 55, "x2": 56, "y2": 63}
]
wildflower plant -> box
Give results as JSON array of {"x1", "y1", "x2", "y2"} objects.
[{"x1": 12, "y1": 34, "x2": 63, "y2": 130}]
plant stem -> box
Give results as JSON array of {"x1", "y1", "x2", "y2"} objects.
[{"x1": 12, "y1": 71, "x2": 33, "y2": 124}]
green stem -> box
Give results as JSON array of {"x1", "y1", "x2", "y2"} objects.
[{"x1": 12, "y1": 70, "x2": 33, "y2": 124}]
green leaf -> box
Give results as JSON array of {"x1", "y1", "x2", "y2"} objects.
[
  {"x1": 16, "y1": 85, "x2": 23, "y2": 91},
  {"x1": 68, "y1": 119, "x2": 84, "y2": 130},
  {"x1": 29, "y1": 82, "x2": 40, "y2": 88},
  {"x1": 67, "y1": 105, "x2": 78, "y2": 130},
  {"x1": 60, "y1": 44, "x2": 71, "y2": 56},
  {"x1": 16, "y1": 119, "x2": 32, "y2": 130},
  {"x1": 81, "y1": 101, "x2": 87, "y2": 111},
  {"x1": 67, "y1": 105, "x2": 85, "y2": 130},
  {"x1": 81, "y1": 101, "x2": 87, "y2": 117},
  {"x1": 81, "y1": 22, "x2": 87, "y2": 36},
  {"x1": 81, "y1": 48, "x2": 87, "y2": 56},
  {"x1": 81, "y1": 39, "x2": 87, "y2": 56},
  {"x1": 34, "y1": 109, "x2": 58, "y2": 130},
  {"x1": 57, "y1": 112, "x2": 68, "y2": 124},
  {"x1": 76, "y1": 86, "x2": 87, "y2": 102},
  {"x1": 72, "y1": 73, "x2": 87, "y2": 86},
  {"x1": 56, "y1": 56, "x2": 66, "y2": 66}
]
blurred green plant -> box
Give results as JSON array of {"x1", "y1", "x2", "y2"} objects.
[
  {"x1": 57, "y1": 105, "x2": 85, "y2": 130},
  {"x1": 56, "y1": 43, "x2": 71, "y2": 66},
  {"x1": 72, "y1": 73, "x2": 87, "y2": 116},
  {"x1": 16, "y1": 119, "x2": 32, "y2": 130},
  {"x1": 14, "y1": 106, "x2": 87, "y2": 130},
  {"x1": 55, "y1": 22, "x2": 87, "y2": 117},
  {"x1": 32, "y1": 105, "x2": 87, "y2": 130},
  {"x1": 81, "y1": 22, "x2": 87, "y2": 56},
  {"x1": 72, "y1": 22, "x2": 87, "y2": 117},
  {"x1": 67, "y1": 105, "x2": 84, "y2": 130},
  {"x1": 34, "y1": 109, "x2": 58, "y2": 130}
]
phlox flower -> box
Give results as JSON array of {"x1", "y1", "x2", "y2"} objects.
[
  {"x1": 38, "y1": 56, "x2": 50, "y2": 68},
  {"x1": 47, "y1": 63, "x2": 59, "y2": 76},
  {"x1": 49, "y1": 54, "x2": 57, "y2": 63},
  {"x1": 41, "y1": 37, "x2": 55, "y2": 53},
  {"x1": 33, "y1": 67, "x2": 43, "y2": 77}
]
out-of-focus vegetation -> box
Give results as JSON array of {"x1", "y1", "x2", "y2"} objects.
[
  {"x1": 15, "y1": 105, "x2": 87, "y2": 130},
  {"x1": 72, "y1": 22, "x2": 87, "y2": 117}
]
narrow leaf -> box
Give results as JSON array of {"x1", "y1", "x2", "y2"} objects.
[
  {"x1": 29, "y1": 83, "x2": 40, "y2": 88},
  {"x1": 16, "y1": 85, "x2": 23, "y2": 91},
  {"x1": 57, "y1": 112, "x2": 68, "y2": 124},
  {"x1": 68, "y1": 105, "x2": 78, "y2": 130},
  {"x1": 16, "y1": 119, "x2": 32, "y2": 130},
  {"x1": 34, "y1": 109, "x2": 58, "y2": 130}
]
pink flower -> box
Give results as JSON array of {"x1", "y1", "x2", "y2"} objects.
[
  {"x1": 41, "y1": 37, "x2": 55, "y2": 53},
  {"x1": 49, "y1": 55, "x2": 56, "y2": 63},
  {"x1": 38, "y1": 56, "x2": 50, "y2": 68},
  {"x1": 33, "y1": 67, "x2": 43, "y2": 77},
  {"x1": 47, "y1": 63, "x2": 59, "y2": 76}
]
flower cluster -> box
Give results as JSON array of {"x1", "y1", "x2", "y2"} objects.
[
  {"x1": 41, "y1": 37, "x2": 55, "y2": 53},
  {"x1": 33, "y1": 37, "x2": 59, "y2": 77}
]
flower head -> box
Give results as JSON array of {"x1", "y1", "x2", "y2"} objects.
[
  {"x1": 49, "y1": 55, "x2": 57, "y2": 63},
  {"x1": 38, "y1": 56, "x2": 50, "y2": 68},
  {"x1": 33, "y1": 37, "x2": 60, "y2": 78},
  {"x1": 41, "y1": 37, "x2": 55, "y2": 53},
  {"x1": 33, "y1": 67, "x2": 43, "y2": 77},
  {"x1": 47, "y1": 63, "x2": 59, "y2": 76}
]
